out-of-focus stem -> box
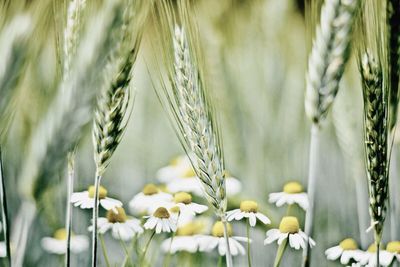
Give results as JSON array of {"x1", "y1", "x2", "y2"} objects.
[
  {"x1": 222, "y1": 218, "x2": 233, "y2": 267},
  {"x1": 91, "y1": 173, "x2": 102, "y2": 267},
  {"x1": 65, "y1": 152, "x2": 75, "y2": 267}
]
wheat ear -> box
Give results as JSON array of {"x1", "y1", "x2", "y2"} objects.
[
  {"x1": 360, "y1": 52, "x2": 389, "y2": 254},
  {"x1": 153, "y1": 1, "x2": 232, "y2": 264},
  {"x1": 303, "y1": 1, "x2": 359, "y2": 266},
  {"x1": 15, "y1": 3, "x2": 125, "y2": 266}
]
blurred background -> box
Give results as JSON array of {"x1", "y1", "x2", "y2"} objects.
[{"x1": 0, "y1": 0, "x2": 392, "y2": 266}]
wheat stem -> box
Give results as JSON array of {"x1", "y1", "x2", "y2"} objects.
[
  {"x1": 0, "y1": 148, "x2": 10, "y2": 267},
  {"x1": 222, "y1": 219, "x2": 233, "y2": 267},
  {"x1": 302, "y1": 124, "x2": 320, "y2": 267},
  {"x1": 64, "y1": 152, "x2": 75, "y2": 267},
  {"x1": 91, "y1": 173, "x2": 102, "y2": 267}
]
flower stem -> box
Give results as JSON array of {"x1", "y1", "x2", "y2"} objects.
[
  {"x1": 222, "y1": 218, "x2": 233, "y2": 267},
  {"x1": 246, "y1": 219, "x2": 251, "y2": 267},
  {"x1": 99, "y1": 234, "x2": 111, "y2": 267},
  {"x1": 65, "y1": 152, "x2": 75, "y2": 267},
  {"x1": 91, "y1": 173, "x2": 102, "y2": 267},
  {"x1": 273, "y1": 237, "x2": 288, "y2": 267},
  {"x1": 141, "y1": 230, "x2": 156, "y2": 266},
  {"x1": 0, "y1": 148, "x2": 11, "y2": 267},
  {"x1": 217, "y1": 255, "x2": 223, "y2": 267},
  {"x1": 164, "y1": 232, "x2": 176, "y2": 267},
  {"x1": 302, "y1": 125, "x2": 320, "y2": 267}
]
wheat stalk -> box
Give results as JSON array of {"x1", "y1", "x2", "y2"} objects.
[
  {"x1": 62, "y1": 1, "x2": 87, "y2": 265},
  {"x1": 303, "y1": 1, "x2": 360, "y2": 265},
  {"x1": 153, "y1": 1, "x2": 232, "y2": 265}
]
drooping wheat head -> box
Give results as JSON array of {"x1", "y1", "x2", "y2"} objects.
[
  {"x1": 19, "y1": 0, "x2": 126, "y2": 201},
  {"x1": 153, "y1": 0, "x2": 227, "y2": 217},
  {"x1": 305, "y1": 0, "x2": 360, "y2": 125}
]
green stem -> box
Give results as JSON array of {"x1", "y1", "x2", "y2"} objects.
[
  {"x1": 273, "y1": 237, "x2": 288, "y2": 267},
  {"x1": 91, "y1": 173, "x2": 102, "y2": 267},
  {"x1": 0, "y1": 148, "x2": 11, "y2": 267},
  {"x1": 118, "y1": 234, "x2": 132, "y2": 267},
  {"x1": 246, "y1": 219, "x2": 251, "y2": 267},
  {"x1": 286, "y1": 204, "x2": 292, "y2": 216},
  {"x1": 65, "y1": 152, "x2": 75, "y2": 267},
  {"x1": 222, "y1": 218, "x2": 233, "y2": 267},
  {"x1": 302, "y1": 125, "x2": 320, "y2": 267},
  {"x1": 99, "y1": 234, "x2": 111, "y2": 267},
  {"x1": 218, "y1": 255, "x2": 223, "y2": 267},
  {"x1": 141, "y1": 231, "x2": 156, "y2": 266},
  {"x1": 164, "y1": 232, "x2": 176, "y2": 267}
]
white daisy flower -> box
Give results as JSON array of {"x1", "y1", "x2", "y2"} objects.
[
  {"x1": 197, "y1": 221, "x2": 250, "y2": 256},
  {"x1": 71, "y1": 185, "x2": 122, "y2": 212},
  {"x1": 171, "y1": 192, "x2": 208, "y2": 217},
  {"x1": 383, "y1": 241, "x2": 400, "y2": 264},
  {"x1": 167, "y1": 174, "x2": 242, "y2": 197},
  {"x1": 264, "y1": 216, "x2": 315, "y2": 250},
  {"x1": 325, "y1": 238, "x2": 364, "y2": 264},
  {"x1": 161, "y1": 220, "x2": 209, "y2": 253},
  {"x1": 226, "y1": 200, "x2": 271, "y2": 227},
  {"x1": 144, "y1": 207, "x2": 177, "y2": 234},
  {"x1": 89, "y1": 207, "x2": 143, "y2": 241},
  {"x1": 156, "y1": 155, "x2": 193, "y2": 183},
  {"x1": 41, "y1": 228, "x2": 89, "y2": 255},
  {"x1": 356, "y1": 243, "x2": 397, "y2": 267},
  {"x1": 268, "y1": 181, "x2": 309, "y2": 211},
  {"x1": 129, "y1": 184, "x2": 173, "y2": 214}
]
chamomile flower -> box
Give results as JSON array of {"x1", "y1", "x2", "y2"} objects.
[
  {"x1": 166, "y1": 172, "x2": 242, "y2": 197},
  {"x1": 71, "y1": 185, "x2": 122, "y2": 212},
  {"x1": 89, "y1": 207, "x2": 143, "y2": 241},
  {"x1": 41, "y1": 228, "x2": 89, "y2": 255},
  {"x1": 226, "y1": 200, "x2": 271, "y2": 227},
  {"x1": 156, "y1": 155, "x2": 193, "y2": 183},
  {"x1": 264, "y1": 216, "x2": 315, "y2": 250},
  {"x1": 144, "y1": 207, "x2": 177, "y2": 234},
  {"x1": 129, "y1": 183, "x2": 173, "y2": 214},
  {"x1": 268, "y1": 181, "x2": 309, "y2": 211},
  {"x1": 161, "y1": 220, "x2": 209, "y2": 253},
  {"x1": 383, "y1": 241, "x2": 400, "y2": 264},
  {"x1": 171, "y1": 192, "x2": 208, "y2": 216},
  {"x1": 197, "y1": 221, "x2": 250, "y2": 256},
  {"x1": 325, "y1": 238, "x2": 364, "y2": 264},
  {"x1": 356, "y1": 244, "x2": 396, "y2": 267}
]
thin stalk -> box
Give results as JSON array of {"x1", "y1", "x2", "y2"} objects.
[
  {"x1": 99, "y1": 234, "x2": 111, "y2": 267},
  {"x1": 217, "y1": 255, "x2": 223, "y2": 267},
  {"x1": 0, "y1": 148, "x2": 11, "y2": 267},
  {"x1": 246, "y1": 219, "x2": 251, "y2": 267},
  {"x1": 389, "y1": 146, "x2": 399, "y2": 240},
  {"x1": 163, "y1": 232, "x2": 176, "y2": 267},
  {"x1": 141, "y1": 230, "x2": 155, "y2": 266},
  {"x1": 65, "y1": 152, "x2": 75, "y2": 267},
  {"x1": 91, "y1": 173, "x2": 102, "y2": 267},
  {"x1": 273, "y1": 237, "x2": 288, "y2": 267},
  {"x1": 222, "y1": 219, "x2": 233, "y2": 267},
  {"x1": 302, "y1": 124, "x2": 320, "y2": 267},
  {"x1": 375, "y1": 233, "x2": 382, "y2": 267}
]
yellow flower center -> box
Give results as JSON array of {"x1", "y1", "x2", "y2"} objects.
[
  {"x1": 170, "y1": 156, "x2": 182, "y2": 166},
  {"x1": 88, "y1": 185, "x2": 108, "y2": 199},
  {"x1": 279, "y1": 216, "x2": 300, "y2": 234},
  {"x1": 239, "y1": 200, "x2": 258, "y2": 213},
  {"x1": 154, "y1": 207, "x2": 170, "y2": 219},
  {"x1": 183, "y1": 167, "x2": 196, "y2": 178},
  {"x1": 174, "y1": 192, "x2": 192, "y2": 204},
  {"x1": 170, "y1": 206, "x2": 180, "y2": 213},
  {"x1": 367, "y1": 244, "x2": 385, "y2": 252},
  {"x1": 283, "y1": 182, "x2": 303, "y2": 194},
  {"x1": 387, "y1": 241, "x2": 400, "y2": 253},
  {"x1": 212, "y1": 221, "x2": 232, "y2": 237},
  {"x1": 142, "y1": 184, "x2": 159, "y2": 195},
  {"x1": 54, "y1": 228, "x2": 69, "y2": 240},
  {"x1": 339, "y1": 238, "x2": 358, "y2": 250},
  {"x1": 177, "y1": 221, "x2": 204, "y2": 236},
  {"x1": 106, "y1": 207, "x2": 127, "y2": 223}
]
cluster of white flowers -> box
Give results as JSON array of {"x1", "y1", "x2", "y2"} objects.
[{"x1": 325, "y1": 239, "x2": 400, "y2": 266}]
